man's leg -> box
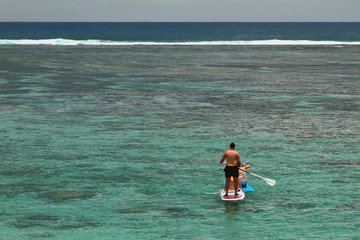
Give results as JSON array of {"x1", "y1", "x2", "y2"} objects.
[
  {"x1": 238, "y1": 181, "x2": 244, "y2": 192},
  {"x1": 234, "y1": 177, "x2": 239, "y2": 195},
  {"x1": 224, "y1": 178, "x2": 231, "y2": 195}
]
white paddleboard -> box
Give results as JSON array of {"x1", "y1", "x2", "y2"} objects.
[{"x1": 220, "y1": 189, "x2": 245, "y2": 201}]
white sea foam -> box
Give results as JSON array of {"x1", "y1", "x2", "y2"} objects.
[{"x1": 1, "y1": 38, "x2": 360, "y2": 46}]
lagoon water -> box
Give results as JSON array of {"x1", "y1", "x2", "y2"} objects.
[{"x1": 0, "y1": 23, "x2": 359, "y2": 239}]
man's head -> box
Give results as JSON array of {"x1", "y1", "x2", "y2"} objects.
[{"x1": 230, "y1": 142, "x2": 235, "y2": 149}]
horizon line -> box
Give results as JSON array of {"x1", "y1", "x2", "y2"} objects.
[{"x1": 1, "y1": 21, "x2": 360, "y2": 23}]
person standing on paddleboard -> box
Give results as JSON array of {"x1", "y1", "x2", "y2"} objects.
[{"x1": 220, "y1": 142, "x2": 241, "y2": 197}]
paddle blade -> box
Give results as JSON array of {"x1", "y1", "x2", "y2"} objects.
[
  {"x1": 249, "y1": 172, "x2": 276, "y2": 186},
  {"x1": 265, "y1": 178, "x2": 276, "y2": 186}
]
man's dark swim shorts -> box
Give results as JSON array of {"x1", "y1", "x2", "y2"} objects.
[{"x1": 224, "y1": 166, "x2": 239, "y2": 178}]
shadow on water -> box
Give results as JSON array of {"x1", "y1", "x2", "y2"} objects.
[{"x1": 223, "y1": 202, "x2": 245, "y2": 221}]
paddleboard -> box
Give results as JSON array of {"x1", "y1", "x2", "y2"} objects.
[
  {"x1": 242, "y1": 184, "x2": 254, "y2": 192},
  {"x1": 220, "y1": 189, "x2": 245, "y2": 201},
  {"x1": 222, "y1": 181, "x2": 254, "y2": 192}
]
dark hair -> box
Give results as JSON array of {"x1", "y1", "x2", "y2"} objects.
[{"x1": 230, "y1": 142, "x2": 235, "y2": 149}]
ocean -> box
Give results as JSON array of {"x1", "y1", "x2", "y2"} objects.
[{"x1": 0, "y1": 22, "x2": 359, "y2": 239}]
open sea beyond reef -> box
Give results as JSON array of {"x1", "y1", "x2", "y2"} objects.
[{"x1": 0, "y1": 23, "x2": 359, "y2": 239}]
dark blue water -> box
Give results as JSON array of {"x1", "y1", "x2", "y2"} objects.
[{"x1": 1, "y1": 22, "x2": 360, "y2": 41}]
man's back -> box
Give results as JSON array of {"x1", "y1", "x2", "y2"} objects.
[{"x1": 223, "y1": 150, "x2": 239, "y2": 166}]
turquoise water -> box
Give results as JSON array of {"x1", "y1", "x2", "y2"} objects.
[{"x1": 0, "y1": 45, "x2": 359, "y2": 239}]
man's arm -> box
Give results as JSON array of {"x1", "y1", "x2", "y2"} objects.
[
  {"x1": 236, "y1": 154, "x2": 240, "y2": 167},
  {"x1": 243, "y1": 163, "x2": 250, "y2": 169},
  {"x1": 220, "y1": 153, "x2": 226, "y2": 164}
]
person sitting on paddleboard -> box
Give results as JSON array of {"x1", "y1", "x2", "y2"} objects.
[
  {"x1": 238, "y1": 162, "x2": 250, "y2": 189},
  {"x1": 220, "y1": 142, "x2": 241, "y2": 197}
]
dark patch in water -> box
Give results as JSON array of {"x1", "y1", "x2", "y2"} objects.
[
  {"x1": 139, "y1": 185, "x2": 162, "y2": 195},
  {"x1": 73, "y1": 163, "x2": 96, "y2": 168},
  {"x1": 319, "y1": 161, "x2": 360, "y2": 166},
  {"x1": 321, "y1": 100, "x2": 359, "y2": 111},
  {"x1": 165, "y1": 207, "x2": 188, "y2": 213},
  {"x1": 331, "y1": 179, "x2": 350, "y2": 184},
  {"x1": 339, "y1": 202, "x2": 360, "y2": 210},
  {"x1": 25, "y1": 215, "x2": 61, "y2": 221},
  {"x1": 281, "y1": 202, "x2": 316, "y2": 210},
  {"x1": 25, "y1": 232, "x2": 55, "y2": 238},
  {"x1": 251, "y1": 209, "x2": 266, "y2": 213},
  {"x1": 11, "y1": 214, "x2": 99, "y2": 230},
  {"x1": 75, "y1": 155, "x2": 90, "y2": 160},
  {"x1": 161, "y1": 206, "x2": 204, "y2": 219},
  {"x1": 54, "y1": 220, "x2": 99, "y2": 230},
  {"x1": 83, "y1": 173, "x2": 131, "y2": 182},
  {"x1": 44, "y1": 191, "x2": 96, "y2": 200},
  {"x1": 257, "y1": 145, "x2": 283, "y2": 151},
  {"x1": 0, "y1": 182, "x2": 43, "y2": 196},
  {"x1": 119, "y1": 208, "x2": 148, "y2": 214},
  {"x1": 11, "y1": 214, "x2": 60, "y2": 229},
  {"x1": 3, "y1": 169, "x2": 45, "y2": 175},
  {"x1": 347, "y1": 175, "x2": 360, "y2": 179},
  {"x1": 156, "y1": 169, "x2": 172, "y2": 176}
]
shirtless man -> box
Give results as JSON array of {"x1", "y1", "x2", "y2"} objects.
[{"x1": 220, "y1": 142, "x2": 241, "y2": 196}]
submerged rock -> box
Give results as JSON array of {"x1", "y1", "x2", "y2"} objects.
[{"x1": 44, "y1": 191, "x2": 96, "y2": 200}]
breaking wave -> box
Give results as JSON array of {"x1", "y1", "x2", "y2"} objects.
[{"x1": 1, "y1": 39, "x2": 360, "y2": 46}]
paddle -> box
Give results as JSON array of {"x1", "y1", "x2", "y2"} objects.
[
  {"x1": 240, "y1": 168, "x2": 276, "y2": 186},
  {"x1": 240, "y1": 160, "x2": 276, "y2": 186}
]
